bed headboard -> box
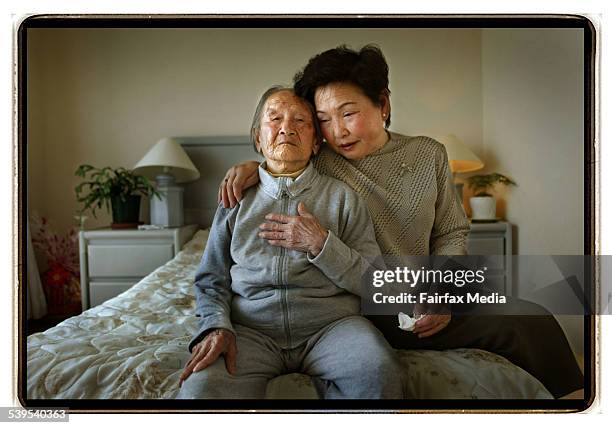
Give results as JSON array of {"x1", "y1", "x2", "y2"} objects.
[{"x1": 177, "y1": 136, "x2": 263, "y2": 227}]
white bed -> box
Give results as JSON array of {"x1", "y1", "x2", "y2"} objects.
[{"x1": 27, "y1": 229, "x2": 552, "y2": 400}]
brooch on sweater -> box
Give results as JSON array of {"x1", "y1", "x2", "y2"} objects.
[{"x1": 399, "y1": 162, "x2": 413, "y2": 176}]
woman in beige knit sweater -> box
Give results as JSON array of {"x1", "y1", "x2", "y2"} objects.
[{"x1": 218, "y1": 45, "x2": 584, "y2": 399}]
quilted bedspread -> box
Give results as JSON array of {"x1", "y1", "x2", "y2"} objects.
[{"x1": 26, "y1": 230, "x2": 553, "y2": 400}]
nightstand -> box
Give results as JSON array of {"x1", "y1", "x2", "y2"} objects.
[
  {"x1": 78, "y1": 224, "x2": 199, "y2": 310},
  {"x1": 467, "y1": 221, "x2": 513, "y2": 296}
]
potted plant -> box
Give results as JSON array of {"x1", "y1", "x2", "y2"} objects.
[
  {"x1": 75, "y1": 165, "x2": 160, "y2": 229},
  {"x1": 466, "y1": 173, "x2": 517, "y2": 220}
]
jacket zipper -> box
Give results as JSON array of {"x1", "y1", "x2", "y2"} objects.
[{"x1": 278, "y1": 181, "x2": 292, "y2": 348}]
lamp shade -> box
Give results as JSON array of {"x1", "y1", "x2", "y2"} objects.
[
  {"x1": 133, "y1": 138, "x2": 200, "y2": 183},
  {"x1": 436, "y1": 134, "x2": 484, "y2": 174}
]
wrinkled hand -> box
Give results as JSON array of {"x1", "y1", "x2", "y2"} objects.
[
  {"x1": 413, "y1": 303, "x2": 451, "y2": 338},
  {"x1": 179, "y1": 329, "x2": 237, "y2": 387},
  {"x1": 259, "y1": 202, "x2": 328, "y2": 256},
  {"x1": 218, "y1": 161, "x2": 260, "y2": 208}
]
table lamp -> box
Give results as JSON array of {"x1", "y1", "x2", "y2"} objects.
[
  {"x1": 436, "y1": 134, "x2": 484, "y2": 198},
  {"x1": 133, "y1": 138, "x2": 200, "y2": 227}
]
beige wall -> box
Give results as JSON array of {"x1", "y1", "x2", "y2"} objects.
[
  {"x1": 27, "y1": 28, "x2": 482, "y2": 232},
  {"x1": 481, "y1": 28, "x2": 584, "y2": 255},
  {"x1": 481, "y1": 29, "x2": 584, "y2": 356}
]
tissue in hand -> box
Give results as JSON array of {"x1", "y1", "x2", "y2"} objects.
[{"x1": 397, "y1": 312, "x2": 423, "y2": 332}]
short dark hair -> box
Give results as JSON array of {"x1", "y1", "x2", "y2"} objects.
[
  {"x1": 293, "y1": 44, "x2": 391, "y2": 127},
  {"x1": 250, "y1": 86, "x2": 323, "y2": 153}
]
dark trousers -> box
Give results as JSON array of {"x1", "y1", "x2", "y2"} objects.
[{"x1": 367, "y1": 298, "x2": 584, "y2": 398}]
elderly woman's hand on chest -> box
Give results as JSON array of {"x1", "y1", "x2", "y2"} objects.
[{"x1": 258, "y1": 201, "x2": 329, "y2": 257}]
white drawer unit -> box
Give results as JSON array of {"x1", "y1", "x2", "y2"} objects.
[
  {"x1": 87, "y1": 244, "x2": 174, "y2": 277},
  {"x1": 467, "y1": 221, "x2": 513, "y2": 296},
  {"x1": 79, "y1": 225, "x2": 198, "y2": 310}
]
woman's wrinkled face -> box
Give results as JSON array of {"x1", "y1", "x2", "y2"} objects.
[
  {"x1": 256, "y1": 91, "x2": 319, "y2": 173},
  {"x1": 314, "y1": 82, "x2": 390, "y2": 160}
]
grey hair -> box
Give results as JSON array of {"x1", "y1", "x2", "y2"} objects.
[{"x1": 250, "y1": 85, "x2": 323, "y2": 153}]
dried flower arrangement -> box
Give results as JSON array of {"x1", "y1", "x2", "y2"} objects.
[{"x1": 30, "y1": 213, "x2": 81, "y2": 315}]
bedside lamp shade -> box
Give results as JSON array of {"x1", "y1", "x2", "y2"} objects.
[
  {"x1": 436, "y1": 134, "x2": 484, "y2": 174},
  {"x1": 133, "y1": 138, "x2": 200, "y2": 227},
  {"x1": 133, "y1": 138, "x2": 200, "y2": 183},
  {"x1": 436, "y1": 134, "x2": 484, "y2": 201}
]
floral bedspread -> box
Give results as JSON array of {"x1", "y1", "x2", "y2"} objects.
[{"x1": 27, "y1": 230, "x2": 552, "y2": 400}]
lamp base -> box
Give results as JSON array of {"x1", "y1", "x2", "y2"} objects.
[{"x1": 150, "y1": 184, "x2": 184, "y2": 227}]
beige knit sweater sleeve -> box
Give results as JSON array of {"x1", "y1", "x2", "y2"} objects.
[{"x1": 429, "y1": 142, "x2": 470, "y2": 255}]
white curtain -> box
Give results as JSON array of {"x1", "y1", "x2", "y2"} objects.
[{"x1": 27, "y1": 223, "x2": 47, "y2": 319}]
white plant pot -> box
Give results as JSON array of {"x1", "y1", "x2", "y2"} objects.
[{"x1": 470, "y1": 196, "x2": 496, "y2": 220}]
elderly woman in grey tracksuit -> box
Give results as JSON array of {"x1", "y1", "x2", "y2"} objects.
[{"x1": 177, "y1": 86, "x2": 404, "y2": 399}]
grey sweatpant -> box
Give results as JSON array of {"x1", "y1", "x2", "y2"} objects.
[{"x1": 177, "y1": 315, "x2": 404, "y2": 399}]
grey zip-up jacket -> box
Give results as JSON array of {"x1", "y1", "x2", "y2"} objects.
[{"x1": 189, "y1": 162, "x2": 382, "y2": 351}]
